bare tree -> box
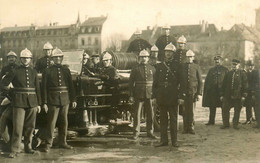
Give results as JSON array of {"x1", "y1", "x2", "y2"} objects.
[{"x1": 105, "y1": 33, "x2": 126, "y2": 52}]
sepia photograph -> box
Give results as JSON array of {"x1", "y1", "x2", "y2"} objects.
[{"x1": 0, "y1": 0, "x2": 260, "y2": 162}]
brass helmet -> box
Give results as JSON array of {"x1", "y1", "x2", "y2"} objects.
[
  {"x1": 151, "y1": 45, "x2": 159, "y2": 52},
  {"x1": 139, "y1": 49, "x2": 150, "y2": 57},
  {"x1": 177, "y1": 35, "x2": 187, "y2": 44},
  {"x1": 164, "y1": 43, "x2": 176, "y2": 51},
  {"x1": 102, "y1": 52, "x2": 112, "y2": 61},
  {"x1": 7, "y1": 51, "x2": 17, "y2": 57},
  {"x1": 162, "y1": 24, "x2": 170, "y2": 29},
  {"x1": 20, "y1": 48, "x2": 32, "y2": 58},
  {"x1": 186, "y1": 50, "x2": 195, "y2": 57},
  {"x1": 51, "y1": 47, "x2": 64, "y2": 57},
  {"x1": 43, "y1": 42, "x2": 53, "y2": 50}
]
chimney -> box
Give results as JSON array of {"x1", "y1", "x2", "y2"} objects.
[{"x1": 201, "y1": 20, "x2": 205, "y2": 33}]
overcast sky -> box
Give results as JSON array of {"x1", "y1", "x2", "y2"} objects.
[{"x1": 0, "y1": 0, "x2": 260, "y2": 38}]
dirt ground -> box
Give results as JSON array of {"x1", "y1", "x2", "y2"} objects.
[{"x1": 0, "y1": 99, "x2": 260, "y2": 163}]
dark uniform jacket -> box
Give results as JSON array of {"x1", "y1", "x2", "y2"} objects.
[
  {"x1": 42, "y1": 64, "x2": 76, "y2": 106},
  {"x1": 254, "y1": 69, "x2": 260, "y2": 105},
  {"x1": 179, "y1": 63, "x2": 203, "y2": 97},
  {"x1": 1, "y1": 65, "x2": 41, "y2": 108},
  {"x1": 99, "y1": 65, "x2": 118, "y2": 89},
  {"x1": 202, "y1": 65, "x2": 228, "y2": 107},
  {"x1": 0, "y1": 63, "x2": 19, "y2": 79},
  {"x1": 155, "y1": 35, "x2": 176, "y2": 61},
  {"x1": 153, "y1": 60, "x2": 179, "y2": 106},
  {"x1": 220, "y1": 69, "x2": 248, "y2": 100},
  {"x1": 129, "y1": 63, "x2": 155, "y2": 99},
  {"x1": 127, "y1": 38, "x2": 152, "y2": 54},
  {"x1": 245, "y1": 69, "x2": 259, "y2": 106},
  {"x1": 173, "y1": 49, "x2": 187, "y2": 65},
  {"x1": 35, "y1": 56, "x2": 52, "y2": 73}
]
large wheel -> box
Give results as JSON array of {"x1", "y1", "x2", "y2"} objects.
[{"x1": 153, "y1": 101, "x2": 160, "y2": 132}]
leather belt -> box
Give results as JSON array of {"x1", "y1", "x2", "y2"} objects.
[
  {"x1": 49, "y1": 86, "x2": 68, "y2": 92},
  {"x1": 135, "y1": 81, "x2": 153, "y2": 86},
  {"x1": 158, "y1": 82, "x2": 173, "y2": 87},
  {"x1": 14, "y1": 87, "x2": 36, "y2": 94}
]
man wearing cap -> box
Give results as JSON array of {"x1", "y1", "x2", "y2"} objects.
[
  {"x1": 42, "y1": 48, "x2": 77, "y2": 152},
  {"x1": 90, "y1": 54, "x2": 101, "y2": 74},
  {"x1": 178, "y1": 50, "x2": 202, "y2": 134},
  {"x1": 153, "y1": 43, "x2": 179, "y2": 147},
  {"x1": 127, "y1": 29, "x2": 151, "y2": 55},
  {"x1": 243, "y1": 60, "x2": 257, "y2": 124},
  {"x1": 81, "y1": 51, "x2": 95, "y2": 76},
  {"x1": 0, "y1": 51, "x2": 19, "y2": 79},
  {"x1": 202, "y1": 56, "x2": 228, "y2": 125},
  {"x1": 0, "y1": 48, "x2": 41, "y2": 158},
  {"x1": 155, "y1": 25, "x2": 177, "y2": 62},
  {"x1": 129, "y1": 49, "x2": 157, "y2": 140},
  {"x1": 149, "y1": 45, "x2": 159, "y2": 66},
  {"x1": 220, "y1": 59, "x2": 248, "y2": 130},
  {"x1": 35, "y1": 42, "x2": 53, "y2": 73},
  {"x1": 174, "y1": 35, "x2": 188, "y2": 66}
]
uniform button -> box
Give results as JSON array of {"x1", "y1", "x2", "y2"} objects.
[
  {"x1": 26, "y1": 73, "x2": 29, "y2": 76},
  {"x1": 59, "y1": 75, "x2": 61, "y2": 78},
  {"x1": 59, "y1": 83, "x2": 61, "y2": 86},
  {"x1": 27, "y1": 81, "x2": 29, "y2": 83},
  {"x1": 26, "y1": 77, "x2": 29, "y2": 79},
  {"x1": 27, "y1": 85, "x2": 29, "y2": 87},
  {"x1": 166, "y1": 74, "x2": 168, "y2": 76},
  {"x1": 166, "y1": 78, "x2": 168, "y2": 80}
]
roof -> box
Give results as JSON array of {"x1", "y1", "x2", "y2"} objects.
[
  {"x1": 81, "y1": 16, "x2": 107, "y2": 26},
  {"x1": 1, "y1": 26, "x2": 31, "y2": 32},
  {"x1": 37, "y1": 25, "x2": 71, "y2": 30}
]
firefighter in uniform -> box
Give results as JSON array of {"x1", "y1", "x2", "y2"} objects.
[
  {"x1": 149, "y1": 45, "x2": 159, "y2": 66},
  {"x1": 243, "y1": 60, "x2": 257, "y2": 124},
  {"x1": 220, "y1": 59, "x2": 248, "y2": 129},
  {"x1": 81, "y1": 51, "x2": 95, "y2": 76},
  {"x1": 174, "y1": 35, "x2": 188, "y2": 66},
  {"x1": 178, "y1": 50, "x2": 202, "y2": 134},
  {"x1": 35, "y1": 42, "x2": 53, "y2": 73},
  {"x1": 155, "y1": 25, "x2": 177, "y2": 62},
  {"x1": 0, "y1": 51, "x2": 19, "y2": 79},
  {"x1": 202, "y1": 56, "x2": 228, "y2": 125},
  {"x1": 253, "y1": 58, "x2": 260, "y2": 128},
  {"x1": 153, "y1": 43, "x2": 179, "y2": 147},
  {"x1": 42, "y1": 48, "x2": 77, "y2": 152},
  {"x1": 127, "y1": 29, "x2": 152, "y2": 55},
  {"x1": 91, "y1": 54, "x2": 101, "y2": 74},
  {"x1": 1, "y1": 48, "x2": 41, "y2": 158},
  {"x1": 129, "y1": 49, "x2": 157, "y2": 140}
]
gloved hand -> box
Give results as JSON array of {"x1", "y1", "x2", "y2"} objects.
[
  {"x1": 72, "y1": 102, "x2": 77, "y2": 109},
  {"x1": 43, "y1": 104, "x2": 48, "y2": 113},
  {"x1": 37, "y1": 106, "x2": 41, "y2": 113}
]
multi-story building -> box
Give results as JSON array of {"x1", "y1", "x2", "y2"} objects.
[{"x1": 0, "y1": 15, "x2": 107, "y2": 66}]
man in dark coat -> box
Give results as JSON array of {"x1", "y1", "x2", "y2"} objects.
[
  {"x1": 178, "y1": 50, "x2": 202, "y2": 134},
  {"x1": 1, "y1": 48, "x2": 41, "y2": 158},
  {"x1": 81, "y1": 51, "x2": 95, "y2": 76},
  {"x1": 127, "y1": 30, "x2": 151, "y2": 55},
  {"x1": 35, "y1": 42, "x2": 53, "y2": 73},
  {"x1": 155, "y1": 25, "x2": 177, "y2": 62},
  {"x1": 220, "y1": 59, "x2": 248, "y2": 129},
  {"x1": 129, "y1": 49, "x2": 157, "y2": 140},
  {"x1": 153, "y1": 43, "x2": 179, "y2": 147},
  {"x1": 42, "y1": 48, "x2": 77, "y2": 152},
  {"x1": 90, "y1": 54, "x2": 101, "y2": 74},
  {"x1": 253, "y1": 58, "x2": 260, "y2": 128},
  {"x1": 202, "y1": 56, "x2": 228, "y2": 125},
  {"x1": 243, "y1": 61, "x2": 257, "y2": 124},
  {"x1": 0, "y1": 51, "x2": 19, "y2": 79},
  {"x1": 173, "y1": 35, "x2": 188, "y2": 66}
]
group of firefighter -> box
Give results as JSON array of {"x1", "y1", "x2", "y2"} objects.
[{"x1": 0, "y1": 24, "x2": 259, "y2": 158}]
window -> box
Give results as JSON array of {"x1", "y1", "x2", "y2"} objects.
[
  {"x1": 81, "y1": 38, "x2": 85, "y2": 45},
  {"x1": 94, "y1": 37, "x2": 98, "y2": 45},
  {"x1": 88, "y1": 37, "x2": 91, "y2": 45},
  {"x1": 88, "y1": 27, "x2": 92, "y2": 33}
]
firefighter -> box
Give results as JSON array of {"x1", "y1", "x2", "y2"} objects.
[
  {"x1": 99, "y1": 52, "x2": 119, "y2": 93},
  {"x1": 202, "y1": 56, "x2": 228, "y2": 125},
  {"x1": 0, "y1": 51, "x2": 19, "y2": 79},
  {"x1": 81, "y1": 51, "x2": 95, "y2": 76},
  {"x1": 153, "y1": 43, "x2": 179, "y2": 147},
  {"x1": 0, "y1": 48, "x2": 41, "y2": 158},
  {"x1": 220, "y1": 59, "x2": 248, "y2": 130},
  {"x1": 129, "y1": 49, "x2": 157, "y2": 140},
  {"x1": 155, "y1": 25, "x2": 177, "y2": 62},
  {"x1": 243, "y1": 60, "x2": 257, "y2": 124},
  {"x1": 253, "y1": 58, "x2": 260, "y2": 128},
  {"x1": 127, "y1": 29, "x2": 152, "y2": 55},
  {"x1": 149, "y1": 45, "x2": 159, "y2": 66},
  {"x1": 35, "y1": 42, "x2": 53, "y2": 73},
  {"x1": 178, "y1": 50, "x2": 202, "y2": 134},
  {"x1": 174, "y1": 35, "x2": 188, "y2": 66},
  {"x1": 91, "y1": 54, "x2": 101, "y2": 74},
  {"x1": 42, "y1": 48, "x2": 77, "y2": 152}
]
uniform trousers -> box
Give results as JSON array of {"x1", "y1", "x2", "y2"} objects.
[
  {"x1": 159, "y1": 105, "x2": 177, "y2": 144},
  {"x1": 222, "y1": 99, "x2": 242, "y2": 127},
  {"x1": 133, "y1": 98, "x2": 154, "y2": 136},
  {"x1": 183, "y1": 94, "x2": 195, "y2": 131},
  {"x1": 245, "y1": 96, "x2": 254, "y2": 121},
  {"x1": 45, "y1": 104, "x2": 69, "y2": 147},
  {"x1": 208, "y1": 107, "x2": 217, "y2": 124},
  {"x1": 11, "y1": 107, "x2": 37, "y2": 152}
]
